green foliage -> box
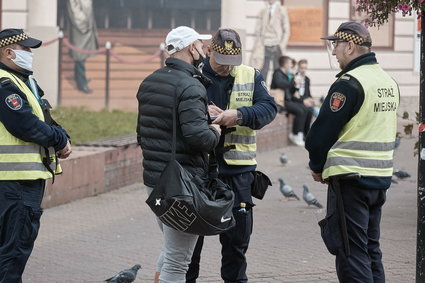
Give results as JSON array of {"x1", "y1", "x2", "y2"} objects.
[
  {"x1": 51, "y1": 107, "x2": 137, "y2": 145},
  {"x1": 356, "y1": 0, "x2": 425, "y2": 26}
]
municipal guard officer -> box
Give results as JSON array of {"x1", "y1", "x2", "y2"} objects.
[
  {"x1": 0, "y1": 28, "x2": 72, "y2": 282},
  {"x1": 186, "y1": 28, "x2": 277, "y2": 283},
  {"x1": 305, "y1": 22, "x2": 399, "y2": 283}
]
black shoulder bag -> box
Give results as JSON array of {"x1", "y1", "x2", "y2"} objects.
[{"x1": 146, "y1": 95, "x2": 235, "y2": 236}]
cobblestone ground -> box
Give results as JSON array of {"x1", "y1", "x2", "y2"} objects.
[{"x1": 24, "y1": 137, "x2": 417, "y2": 282}]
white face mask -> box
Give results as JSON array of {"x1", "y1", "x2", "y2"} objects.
[{"x1": 11, "y1": 49, "x2": 34, "y2": 71}]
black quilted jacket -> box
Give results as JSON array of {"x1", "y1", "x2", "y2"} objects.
[{"x1": 136, "y1": 58, "x2": 219, "y2": 187}]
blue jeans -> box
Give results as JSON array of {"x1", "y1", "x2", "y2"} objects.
[{"x1": 0, "y1": 180, "x2": 45, "y2": 283}]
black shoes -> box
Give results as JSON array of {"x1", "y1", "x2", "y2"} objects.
[{"x1": 80, "y1": 86, "x2": 93, "y2": 94}]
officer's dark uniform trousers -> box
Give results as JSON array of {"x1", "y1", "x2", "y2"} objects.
[
  {"x1": 327, "y1": 179, "x2": 386, "y2": 283},
  {"x1": 187, "y1": 172, "x2": 254, "y2": 283},
  {"x1": 0, "y1": 179, "x2": 45, "y2": 283}
]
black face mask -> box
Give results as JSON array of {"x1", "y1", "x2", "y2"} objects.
[{"x1": 192, "y1": 48, "x2": 205, "y2": 70}]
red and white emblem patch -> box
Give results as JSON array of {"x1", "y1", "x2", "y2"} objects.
[
  {"x1": 5, "y1": 93, "x2": 23, "y2": 110},
  {"x1": 329, "y1": 92, "x2": 346, "y2": 112}
]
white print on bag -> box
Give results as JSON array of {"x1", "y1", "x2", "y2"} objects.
[
  {"x1": 160, "y1": 200, "x2": 197, "y2": 231},
  {"x1": 221, "y1": 216, "x2": 231, "y2": 223}
]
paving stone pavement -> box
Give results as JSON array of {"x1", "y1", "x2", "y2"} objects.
[{"x1": 24, "y1": 137, "x2": 417, "y2": 283}]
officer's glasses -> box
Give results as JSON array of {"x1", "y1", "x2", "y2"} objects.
[{"x1": 331, "y1": 40, "x2": 348, "y2": 49}]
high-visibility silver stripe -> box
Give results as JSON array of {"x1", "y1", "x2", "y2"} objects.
[
  {"x1": 224, "y1": 151, "x2": 256, "y2": 160},
  {"x1": 225, "y1": 135, "x2": 256, "y2": 144},
  {"x1": 233, "y1": 83, "x2": 255, "y2": 92},
  {"x1": 332, "y1": 141, "x2": 395, "y2": 151},
  {"x1": 0, "y1": 162, "x2": 53, "y2": 171},
  {"x1": 324, "y1": 157, "x2": 393, "y2": 169},
  {"x1": 0, "y1": 144, "x2": 40, "y2": 154}
]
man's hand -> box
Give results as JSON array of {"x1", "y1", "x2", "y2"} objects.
[
  {"x1": 311, "y1": 171, "x2": 327, "y2": 184},
  {"x1": 208, "y1": 104, "x2": 223, "y2": 116},
  {"x1": 57, "y1": 140, "x2": 72, "y2": 159},
  {"x1": 212, "y1": 109, "x2": 237, "y2": 126}
]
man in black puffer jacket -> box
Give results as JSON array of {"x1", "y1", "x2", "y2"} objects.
[{"x1": 136, "y1": 26, "x2": 221, "y2": 283}]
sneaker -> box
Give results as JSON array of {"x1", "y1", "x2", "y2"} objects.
[
  {"x1": 289, "y1": 132, "x2": 304, "y2": 146},
  {"x1": 296, "y1": 132, "x2": 305, "y2": 144}
]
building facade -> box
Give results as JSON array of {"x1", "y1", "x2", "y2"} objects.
[{"x1": 1, "y1": 0, "x2": 420, "y2": 111}]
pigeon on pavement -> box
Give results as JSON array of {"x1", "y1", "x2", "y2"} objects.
[
  {"x1": 302, "y1": 185, "x2": 323, "y2": 208},
  {"x1": 393, "y1": 170, "x2": 411, "y2": 180},
  {"x1": 279, "y1": 153, "x2": 288, "y2": 165},
  {"x1": 278, "y1": 178, "x2": 300, "y2": 200},
  {"x1": 105, "y1": 264, "x2": 141, "y2": 283}
]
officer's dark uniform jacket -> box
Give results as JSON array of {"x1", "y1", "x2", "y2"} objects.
[
  {"x1": 0, "y1": 62, "x2": 68, "y2": 179},
  {"x1": 305, "y1": 52, "x2": 399, "y2": 189},
  {"x1": 136, "y1": 57, "x2": 220, "y2": 188}
]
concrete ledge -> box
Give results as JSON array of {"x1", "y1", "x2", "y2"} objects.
[
  {"x1": 41, "y1": 114, "x2": 289, "y2": 208},
  {"x1": 257, "y1": 113, "x2": 289, "y2": 151},
  {"x1": 42, "y1": 144, "x2": 143, "y2": 208}
]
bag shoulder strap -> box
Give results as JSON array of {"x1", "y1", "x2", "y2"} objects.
[{"x1": 171, "y1": 86, "x2": 218, "y2": 177}]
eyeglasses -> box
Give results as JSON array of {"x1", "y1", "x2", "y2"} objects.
[{"x1": 331, "y1": 40, "x2": 348, "y2": 48}]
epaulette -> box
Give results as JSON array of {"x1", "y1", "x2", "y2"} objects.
[
  {"x1": 0, "y1": 77, "x2": 11, "y2": 87},
  {"x1": 339, "y1": 75, "x2": 351, "y2": 81}
]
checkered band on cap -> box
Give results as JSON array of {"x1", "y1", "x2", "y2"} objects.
[
  {"x1": 211, "y1": 40, "x2": 241, "y2": 56},
  {"x1": 334, "y1": 31, "x2": 366, "y2": 45},
  {"x1": 0, "y1": 32, "x2": 29, "y2": 48}
]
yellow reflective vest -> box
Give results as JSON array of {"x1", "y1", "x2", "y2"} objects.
[
  {"x1": 0, "y1": 69, "x2": 61, "y2": 180},
  {"x1": 322, "y1": 64, "x2": 399, "y2": 179},
  {"x1": 223, "y1": 65, "x2": 257, "y2": 166}
]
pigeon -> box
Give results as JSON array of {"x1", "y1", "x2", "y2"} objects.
[
  {"x1": 105, "y1": 264, "x2": 141, "y2": 283},
  {"x1": 278, "y1": 178, "x2": 300, "y2": 200},
  {"x1": 302, "y1": 185, "x2": 323, "y2": 208},
  {"x1": 279, "y1": 153, "x2": 288, "y2": 165},
  {"x1": 393, "y1": 170, "x2": 411, "y2": 180}
]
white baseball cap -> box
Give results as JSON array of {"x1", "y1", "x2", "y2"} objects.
[{"x1": 165, "y1": 26, "x2": 212, "y2": 55}]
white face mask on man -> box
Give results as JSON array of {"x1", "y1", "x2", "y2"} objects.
[{"x1": 11, "y1": 49, "x2": 34, "y2": 71}]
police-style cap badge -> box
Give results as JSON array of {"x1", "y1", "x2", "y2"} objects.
[
  {"x1": 0, "y1": 28, "x2": 42, "y2": 49},
  {"x1": 321, "y1": 21, "x2": 372, "y2": 47},
  {"x1": 211, "y1": 28, "x2": 242, "y2": 66}
]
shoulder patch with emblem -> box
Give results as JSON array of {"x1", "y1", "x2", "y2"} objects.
[
  {"x1": 261, "y1": 80, "x2": 270, "y2": 94},
  {"x1": 329, "y1": 92, "x2": 346, "y2": 112},
  {"x1": 5, "y1": 93, "x2": 23, "y2": 110}
]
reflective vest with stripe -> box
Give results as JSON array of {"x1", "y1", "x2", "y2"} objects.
[
  {"x1": 223, "y1": 65, "x2": 257, "y2": 166},
  {"x1": 322, "y1": 64, "x2": 399, "y2": 179},
  {"x1": 0, "y1": 69, "x2": 61, "y2": 180}
]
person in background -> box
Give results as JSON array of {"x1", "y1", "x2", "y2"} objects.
[
  {"x1": 289, "y1": 57, "x2": 297, "y2": 81},
  {"x1": 250, "y1": 0, "x2": 290, "y2": 81},
  {"x1": 294, "y1": 59, "x2": 320, "y2": 117},
  {"x1": 305, "y1": 22, "x2": 399, "y2": 283},
  {"x1": 66, "y1": 0, "x2": 98, "y2": 94},
  {"x1": 0, "y1": 28, "x2": 72, "y2": 282},
  {"x1": 136, "y1": 26, "x2": 220, "y2": 283},
  {"x1": 186, "y1": 28, "x2": 277, "y2": 283},
  {"x1": 271, "y1": 55, "x2": 311, "y2": 146}
]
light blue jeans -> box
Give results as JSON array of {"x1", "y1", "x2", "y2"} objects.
[{"x1": 147, "y1": 186, "x2": 199, "y2": 283}]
